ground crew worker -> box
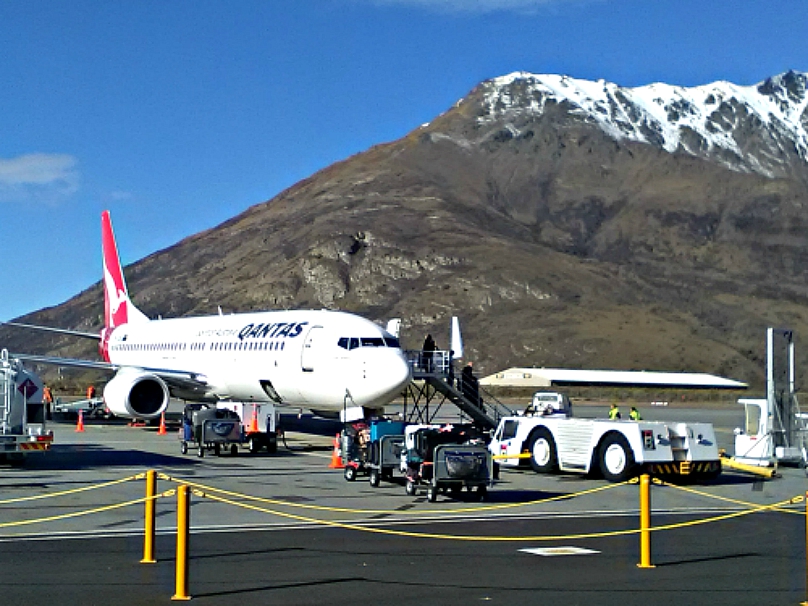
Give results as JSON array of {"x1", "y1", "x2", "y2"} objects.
[
  {"x1": 608, "y1": 403, "x2": 621, "y2": 420},
  {"x1": 629, "y1": 406, "x2": 642, "y2": 421},
  {"x1": 43, "y1": 385, "x2": 53, "y2": 420},
  {"x1": 86, "y1": 385, "x2": 96, "y2": 400}
]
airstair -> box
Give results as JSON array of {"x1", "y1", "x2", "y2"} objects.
[
  {"x1": 402, "y1": 350, "x2": 513, "y2": 431},
  {"x1": 0, "y1": 353, "x2": 12, "y2": 435},
  {"x1": 766, "y1": 329, "x2": 808, "y2": 466}
]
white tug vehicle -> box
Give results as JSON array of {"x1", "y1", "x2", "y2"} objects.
[{"x1": 489, "y1": 392, "x2": 721, "y2": 482}]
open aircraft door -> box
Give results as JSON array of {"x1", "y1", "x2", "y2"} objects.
[{"x1": 301, "y1": 325, "x2": 324, "y2": 372}]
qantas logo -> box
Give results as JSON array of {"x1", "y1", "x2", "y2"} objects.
[
  {"x1": 238, "y1": 322, "x2": 308, "y2": 340},
  {"x1": 194, "y1": 322, "x2": 309, "y2": 341},
  {"x1": 104, "y1": 264, "x2": 127, "y2": 316}
]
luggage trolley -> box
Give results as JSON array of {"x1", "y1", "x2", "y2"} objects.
[
  {"x1": 367, "y1": 420, "x2": 407, "y2": 487},
  {"x1": 404, "y1": 424, "x2": 493, "y2": 502},
  {"x1": 179, "y1": 403, "x2": 242, "y2": 457}
]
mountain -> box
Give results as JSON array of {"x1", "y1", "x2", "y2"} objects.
[
  {"x1": 4, "y1": 70, "x2": 808, "y2": 391},
  {"x1": 477, "y1": 71, "x2": 808, "y2": 182}
]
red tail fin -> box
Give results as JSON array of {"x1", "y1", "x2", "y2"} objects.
[{"x1": 101, "y1": 211, "x2": 147, "y2": 329}]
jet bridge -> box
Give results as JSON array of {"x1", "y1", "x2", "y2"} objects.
[{"x1": 402, "y1": 350, "x2": 513, "y2": 431}]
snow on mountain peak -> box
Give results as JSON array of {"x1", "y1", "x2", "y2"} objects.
[{"x1": 477, "y1": 71, "x2": 808, "y2": 179}]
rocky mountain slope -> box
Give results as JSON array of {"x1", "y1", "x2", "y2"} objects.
[{"x1": 4, "y1": 71, "x2": 808, "y2": 390}]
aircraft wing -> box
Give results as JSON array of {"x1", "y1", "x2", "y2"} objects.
[
  {"x1": 8, "y1": 352, "x2": 210, "y2": 395},
  {"x1": 1, "y1": 321, "x2": 100, "y2": 340}
]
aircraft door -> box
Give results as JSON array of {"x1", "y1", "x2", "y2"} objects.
[{"x1": 301, "y1": 325, "x2": 324, "y2": 372}]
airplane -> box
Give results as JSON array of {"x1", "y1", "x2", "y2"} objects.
[{"x1": 3, "y1": 211, "x2": 413, "y2": 421}]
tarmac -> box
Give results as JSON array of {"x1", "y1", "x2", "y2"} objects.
[{"x1": 0, "y1": 406, "x2": 806, "y2": 605}]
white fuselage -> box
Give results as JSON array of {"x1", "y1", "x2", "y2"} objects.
[{"x1": 105, "y1": 309, "x2": 412, "y2": 411}]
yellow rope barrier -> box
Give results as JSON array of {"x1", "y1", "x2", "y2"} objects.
[
  {"x1": 0, "y1": 473, "x2": 144, "y2": 505},
  {"x1": 658, "y1": 478, "x2": 805, "y2": 514},
  {"x1": 189, "y1": 487, "x2": 800, "y2": 542},
  {"x1": 160, "y1": 473, "x2": 630, "y2": 515},
  {"x1": 0, "y1": 489, "x2": 175, "y2": 529}
]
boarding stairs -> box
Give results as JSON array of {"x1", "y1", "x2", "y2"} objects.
[{"x1": 403, "y1": 350, "x2": 514, "y2": 432}]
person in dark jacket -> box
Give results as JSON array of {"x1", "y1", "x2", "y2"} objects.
[
  {"x1": 461, "y1": 362, "x2": 480, "y2": 408},
  {"x1": 422, "y1": 334, "x2": 437, "y2": 373}
]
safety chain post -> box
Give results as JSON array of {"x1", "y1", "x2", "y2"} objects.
[
  {"x1": 637, "y1": 473, "x2": 655, "y2": 569},
  {"x1": 172, "y1": 484, "x2": 191, "y2": 601},
  {"x1": 141, "y1": 470, "x2": 157, "y2": 564}
]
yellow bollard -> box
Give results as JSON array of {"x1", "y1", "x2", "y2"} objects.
[
  {"x1": 637, "y1": 473, "x2": 655, "y2": 569},
  {"x1": 802, "y1": 491, "x2": 808, "y2": 606},
  {"x1": 172, "y1": 484, "x2": 191, "y2": 601},
  {"x1": 141, "y1": 470, "x2": 157, "y2": 564}
]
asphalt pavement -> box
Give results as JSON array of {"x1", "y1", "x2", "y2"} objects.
[{"x1": 0, "y1": 409, "x2": 805, "y2": 605}]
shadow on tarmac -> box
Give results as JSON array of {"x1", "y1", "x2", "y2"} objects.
[
  {"x1": 11, "y1": 444, "x2": 202, "y2": 471},
  {"x1": 653, "y1": 551, "x2": 761, "y2": 568}
]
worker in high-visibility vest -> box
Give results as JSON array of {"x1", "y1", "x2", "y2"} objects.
[
  {"x1": 86, "y1": 385, "x2": 96, "y2": 400},
  {"x1": 608, "y1": 403, "x2": 621, "y2": 420},
  {"x1": 629, "y1": 406, "x2": 642, "y2": 421}
]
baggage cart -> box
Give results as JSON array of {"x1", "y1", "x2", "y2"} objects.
[
  {"x1": 367, "y1": 432, "x2": 406, "y2": 487},
  {"x1": 179, "y1": 404, "x2": 242, "y2": 457},
  {"x1": 404, "y1": 425, "x2": 492, "y2": 501}
]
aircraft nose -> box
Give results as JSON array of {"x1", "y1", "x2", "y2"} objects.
[{"x1": 358, "y1": 350, "x2": 412, "y2": 407}]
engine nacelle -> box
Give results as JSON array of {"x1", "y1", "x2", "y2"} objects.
[{"x1": 103, "y1": 368, "x2": 170, "y2": 420}]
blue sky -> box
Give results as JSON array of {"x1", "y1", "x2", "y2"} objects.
[{"x1": 0, "y1": 0, "x2": 805, "y2": 322}]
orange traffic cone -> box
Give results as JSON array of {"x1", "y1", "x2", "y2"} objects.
[
  {"x1": 328, "y1": 433, "x2": 343, "y2": 469},
  {"x1": 157, "y1": 412, "x2": 167, "y2": 435},
  {"x1": 75, "y1": 409, "x2": 85, "y2": 433},
  {"x1": 248, "y1": 404, "x2": 259, "y2": 434}
]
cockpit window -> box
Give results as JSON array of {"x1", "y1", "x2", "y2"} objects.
[
  {"x1": 360, "y1": 337, "x2": 385, "y2": 347},
  {"x1": 338, "y1": 336, "x2": 398, "y2": 349},
  {"x1": 338, "y1": 337, "x2": 362, "y2": 350}
]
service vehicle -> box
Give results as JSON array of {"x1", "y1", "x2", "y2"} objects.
[
  {"x1": 217, "y1": 401, "x2": 280, "y2": 454},
  {"x1": 51, "y1": 396, "x2": 106, "y2": 420},
  {"x1": 489, "y1": 391, "x2": 721, "y2": 482},
  {"x1": 0, "y1": 350, "x2": 53, "y2": 462}
]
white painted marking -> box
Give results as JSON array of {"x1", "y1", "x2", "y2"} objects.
[{"x1": 520, "y1": 546, "x2": 599, "y2": 556}]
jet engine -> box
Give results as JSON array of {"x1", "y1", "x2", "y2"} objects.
[{"x1": 103, "y1": 368, "x2": 170, "y2": 420}]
